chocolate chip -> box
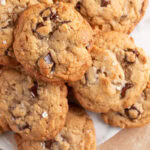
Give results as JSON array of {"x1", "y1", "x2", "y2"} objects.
[
  {"x1": 101, "y1": 0, "x2": 110, "y2": 7},
  {"x1": 117, "y1": 112, "x2": 124, "y2": 117},
  {"x1": 5, "y1": 49, "x2": 9, "y2": 56},
  {"x1": 29, "y1": 81, "x2": 38, "y2": 98},
  {"x1": 121, "y1": 83, "x2": 133, "y2": 98},
  {"x1": 125, "y1": 105, "x2": 141, "y2": 120},
  {"x1": 18, "y1": 123, "x2": 31, "y2": 130},
  {"x1": 44, "y1": 53, "x2": 55, "y2": 73},
  {"x1": 132, "y1": 50, "x2": 139, "y2": 57},
  {"x1": 45, "y1": 140, "x2": 54, "y2": 148},
  {"x1": 86, "y1": 41, "x2": 92, "y2": 50},
  {"x1": 36, "y1": 22, "x2": 44, "y2": 29},
  {"x1": 75, "y1": 1, "x2": 82, "y2": 11},
  {"x1": 50, "y1": 12, "x2": 59, "y2": 21}
]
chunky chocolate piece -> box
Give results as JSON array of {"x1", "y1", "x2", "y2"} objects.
[
  {"x1": 18, "y1": 123, "x2": 31, "y2": 130},
  {"x1": 45, "y1": 141, "x2": 53, "y2": 148},
  {"x1": 101, "y1": 0, "x2": 110, "y2": 7},
  {"x1": 29, "y1": 81, "x2": 38, "y2": 98},
  {"x1": 121, "y1": 83, "x2": 133, "y2": 98},
  {"x1": 75, "y1": 1, "x2": 82, "y2": 11},
  {"x1": 125, "y1": 105, "x2": 141, "y2": 120},
  {"x1": 36, "y1": 22, "x2": 44, "y2": 29}
]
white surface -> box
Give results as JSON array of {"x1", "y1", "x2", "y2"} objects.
[{"x1": 0, "y1": 2, "x2": 150, "y2": 149}]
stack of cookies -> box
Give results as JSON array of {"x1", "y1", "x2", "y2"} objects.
[{"x1": 0, "y1": 0, "x2": 149, "y2": 149}]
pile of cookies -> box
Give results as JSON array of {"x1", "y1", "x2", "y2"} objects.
[{"x1": 0, "y1": 0, "x2": 149, "y2": 149}]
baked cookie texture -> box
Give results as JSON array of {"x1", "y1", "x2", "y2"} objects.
[
  {"x1": 0, "y1": 0, "x2": 42, "y2": 66},
  {"x1": 0, "y1": 115, "x2": 10, "y2": 134},
  {"x1": 13, "y1": 2, "x2": 93, "y2": 82},
  {"x1": 70, "y1": 31, "x2": 149, "y2": 113},
  {"x1": 101, "y1": 78, "x2": 150, "y2": 128},
  {"x1": 0, "y1": 68, "x2": 68, "y2": 141},
  {"x1": 57, "y1": 0, "x2": 148, "y2": 34},
  {"x1": 15, "y1": 105, "x2": 96, "y2": 150}
]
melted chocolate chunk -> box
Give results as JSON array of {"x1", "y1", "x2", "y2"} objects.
[
  {"x1": 121, "y1": 83, "x2": 133, "y2": 98},
  {"x1": 29, "y1": 81, "x2": 38, "y2": 98},
  {"x1": 101, "y1": 0, "x2": 110, "y2": 7},
  {"x1": 75, "y1": 1, "x2": 82, "y2": 11},
  {"x1": 45, "y1": 140, "x2": 55, "y2": 148},
  {"x1": 18, "y1": 123, "x2": 31, "y2": 130},
  {"x1": 125, "y1": 105, "x2": 141, "y2": 120},
  {"x1": 117, "y1": 112, "x2": 124, "y2": 117},
  {"x1": 36, "y1": 22, "x2": 44, "y2": 29}
]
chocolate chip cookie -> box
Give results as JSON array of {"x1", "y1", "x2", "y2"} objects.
[
  {"x1": 70, "y1": 31, "x2": 149, "y2": 113},
  {"x1": 0, "y1": 68, "x2": 68, "y2": 141},
  {"x1": 101, "y1": 78, "x2": 150, "y2": 128},
  {"x1": 13, "y1": 2, "x2": 93, "y2": 82},
  {"x1": 15, "y1": 105, "x2": 96, "y2": 150},
  {"x1": 57, "y1": 0, "x2": 148, "y2": 33}
]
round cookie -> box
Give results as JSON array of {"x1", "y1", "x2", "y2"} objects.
[
  {"x1": 13, "y1": 2, "x2": 93, "y2": 82},
  {"x1": 15, "y1": 105, "x2": 96, "y2": 150},
  {"x1": 70, "y1": 31, "x2": 149, "y2": 113},
  {"x1": 101, "y1": 79, "x2": 150, "y2": 128},
  {"x1": 0, "y1": 68, "x2": 68, "y2": 141},
  {"x1": 57, "y1": 0, "x2": 148, "y2": 34}
]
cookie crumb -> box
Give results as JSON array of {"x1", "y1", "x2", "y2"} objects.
[
  {"x1": 0, "y1": 0, "x2": 6, "y2": 5},
  {"x1": 42, "y1": 111, "x2": 48, "y2": 118},
  {"x1": 2, "y1": 40, "x2": 7, "y2": 44}
]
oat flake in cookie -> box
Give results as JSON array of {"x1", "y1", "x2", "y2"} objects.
[
  {"x1": 58, "y1": 0, "x2": 148, "y2": 34},
  {"x1": 0, "y1": 68, "x2": 68, "y2": 141},
  {"x1": 15, "y1": 105, "x2": 96, "y2": 150},
  {"x1": 101, "y1": 78, "x2": 150, "y2": 128},
  {"x1": 0, "y1": 0, "x2": 44, "y2": 66},
  {"x1": 13, "y1": 2, "x2": 93, "y2": 82},
  {"x1": 70, "y1": 31, "x2": 149, "y2": 113}
]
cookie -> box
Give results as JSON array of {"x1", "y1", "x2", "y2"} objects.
[
  {"x1": 13, "y1": 2, "x2": 93, "y2": 82},
  {"x1": 57, "y1": 0, "x2": 148, "y2": 34},
  {"x1": 101, "y1": 78, "x2": 150, "y2": 128},
  {"x1": 15, "y1": 104, "x2": 96, "y2": 150},
  {"x1": 0, "y1": 114, "x2": 10, "y2": 134},
  {"x1": 70, "y1": 31, "x2": 149, "y2": 113},
  {"x1": 0, "y1": 68, "x2": 68, "y2": 141}
]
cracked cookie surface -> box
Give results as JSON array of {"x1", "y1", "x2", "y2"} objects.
[
  {"x1": 0, "y1": 68, "x2": 68, "y2": 140},
  {"x1": 70, "y1": 31, "x2": 149, "y2": 113},
  {"x1": 57, "y1": 0, "x2": 148, "y2": 33},
  {"x1": 101, "y1": 78, "x2": 150, "y2": 128},
  {"x1": 15, "y1": 105, "x2": 96, "y2": 150},
  {"x1": 13, "y1": 2, "x2": 93, "y2": 82}
]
